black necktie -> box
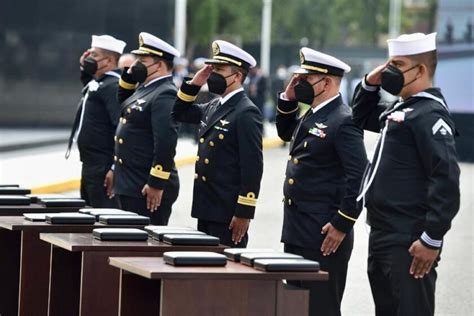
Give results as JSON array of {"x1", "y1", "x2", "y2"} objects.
[{"x1": 206, "y1": 100, "x2": 222, "y2": 122}]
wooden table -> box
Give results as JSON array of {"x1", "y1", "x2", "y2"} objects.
[
  {"x1": 0, "y1": 217, "x2": 141, "y2": 316},
  {"x1": 109, "y1": 256, "x2": 328, "y2": 316},
  {"x1": 40, "y1": 233, "x2": 227, "y2": 316},
  {"x1": 0, "y1": 203, "x2": 84, "y2": 215}
]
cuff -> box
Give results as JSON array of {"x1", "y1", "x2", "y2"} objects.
[
  {"x1": 276, "y1": 92, "x2": 298, "y2": 114},
  {"x1": 119, "y1": 68, "x2": 138, "y2": 90},
  {"x1": 420, "y1": 232, "x2": 442, "y2": 249},
  {"x1": 330, "y1": 210, "x2": 357, "y2": 234},
  {"x1": 361, "y1": 75, "x2": 379, "y2": 92},
  {"x1": 177, "y1": 79, "x2": 201, "y2": 102},
  {"x1": 235, "y1": 192, "x2": 257, "y2": 219},
  {"x1": 147, "y1": 164, "x2": 170, "y2": 189}
]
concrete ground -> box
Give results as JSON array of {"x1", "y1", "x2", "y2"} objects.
[{"x1": 0, "y1": 128, "x2": 472, "y2": 315}]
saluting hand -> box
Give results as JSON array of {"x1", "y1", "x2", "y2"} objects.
[
  {"x1": 408, "y1": 240, "x2": 439, "y2": 279},
  {"x1": 189, "y1": 65, "x2": 213, "y2": 86},
  {"x1": 79, "y1": 50, "x2": 91, "y2": 66},
  {"x1": 229, "y1": 216, "x2": 250, "y2": 245},
  {"x1": 284, "y1": 75, "x2": 300, "y2": 101},
  {"x1": 103, "y1": 170, "x2": 114, "y2": 198},
  {"x1": 366, "y1": 60, "x2": 391, "y2": 86},
  {"x1": 320, "y1": 223, "x2": 346, "y2": 256},
  {"x1": 141, "y1": 184, "x2": 163, "y2": 212}
]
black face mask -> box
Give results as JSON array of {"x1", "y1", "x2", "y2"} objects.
[
  {"x1": 207, "y1": 72, "x2": 237, "y2": 95},
  {"x1": 130, "y1": 61, "x2": 160, "y2": 84},
  {"x1": 82, "y1": 57, "x2": 98, "y2": 76},
  {"x1": 381, "y1": 64, "x2": 419, "y2": 95},
  {"x1": 294, "y1": 77, "x2": 325, "y2": 105}
]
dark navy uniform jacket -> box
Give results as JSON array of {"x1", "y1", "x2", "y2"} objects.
[
  {"x1": 352, "y1": 82, "x2": 460, "y2": 245},
  {"x1": 172, "y1": 82, "x2": 263, "y2": 224},
  {"x1": 276, "y1": 94, "x2": 367, "y2": 249},
  {"x1": 76, "y1": 71, "x2": 121, "y2": 165},
  {"x1": 113, "y1": 75, "x2": 179, "y2": 201}
]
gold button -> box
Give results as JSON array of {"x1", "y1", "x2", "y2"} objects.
[
  {"x1": 127, "y1": 108, "x2": 131, "y2": 113},
  {"x1": 218, "y1": 134, "x2": 224, "y2": 140},
  {"x1": 122, "y1": 118, "x2": 127, "y2": 124},
  {"x1": 288, "y1": 178, "x2": 294, "y2": 185},
  {"x1": 119, "y1": 138, "x2": 124, "y2": 144},
  {"x1": 118, "y1": 158, "x2": 123, "y2": 164},
  {"x1": 194, "y1": 173, "x2": 198, "y2": 179},
  {"x1": 204, "y1": 158, "x2": 209, "y2": 164},
  {"x1": 196, "y1": 156, "x2": 200, "y2": 162},
  {"x1": 114, "y1": 155, "x2": 117, "y2": 161},
  {"x1": 199, "y1": 138, "x2": 204, "y2": 144},
  {"x1": 209, "y1": 141, "x2": 215, "y2": 147},
  {"x1": 288, "y1": 199, "x2": 292, "y2": 205},
  {"x1": 293, "y1": 158, "x2": 299, "y2": 164},
  {"x1": 114, "y1": 136, "x2": 117, "y2": 142},
  {"x1": 288, "y1": 155, "x2": 292, "y2": 161},
  {"x1": 304, "y1": 141, "x2": 308, "y2": 148},
  {"x1": 201, "y1": 176, "x2": 207, "y2": 182}
]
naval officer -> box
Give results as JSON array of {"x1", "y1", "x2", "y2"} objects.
[
  {"x1": 172, "y1": 40, "x2": 263, "y2": 247},
  {"x1": 276, "y1": 47, "x2": 367, "y2": 316}
]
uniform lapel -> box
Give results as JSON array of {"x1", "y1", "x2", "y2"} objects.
[
  {"x1": 199, "y1": 91, "x2": 243, "y2": 137},
  {"x1": 290, "y1": 95, "x2": 342, "y2": 152},
  {"x1": 120, "y1": 79, "x2": 167, "y2": 111}
]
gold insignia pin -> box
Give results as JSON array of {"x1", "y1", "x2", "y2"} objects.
[
  {"x1": 139, "y1": 35, "x2": 144, "y2": 47},
  {"x1": 220, "y1": 119, "x2": 229, "y2": 126},
  {"x1": 300, "y1": 50, "x2": 305, "y2": 64},
  {"x1": 212, "y1": 42, "x2": 220, "y2": 56},
  {"x1": 315, "y1": 122, "x2": 328, "y2": 129}
]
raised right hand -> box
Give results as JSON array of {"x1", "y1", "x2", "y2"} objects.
[
  {"x1": 284, "y1": 75, "x2": 300, "y2": 101},
  {"x1": 189, "y1": 65, "x2": 213, "y2": 86},
  {"x1": 366, "y1": 60, "x2": 391, "y2": 86},
  {"x1": 79, "y1": 50, "x2": 91, "y2": 66}
]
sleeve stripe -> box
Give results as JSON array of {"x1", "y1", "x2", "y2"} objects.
[
  {"x1": 338, "y1": 210, "x2": 357, "y2": 222},
  {"x1": 276, "y1": 105, "x2": 298, "y2": 114},
  {"x1": 119, "y1": 78, "x2": 138, "y2": 90},
  {"x1": 421, "y1": 232, "x2": 442, "y2": 248},
  {"x1": 237, "y1": 194, "x2": 257, "y2": 207},
  {"x1": 150, "y1": 165, "x2": 171, "y2": 180},
  {"x1": 177, "y1": 90, "x2": 197, "y2": 103}
]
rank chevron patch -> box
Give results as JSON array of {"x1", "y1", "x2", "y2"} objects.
[{"x1": 432, "y1": 118, "x2": 452, "y2": 136}]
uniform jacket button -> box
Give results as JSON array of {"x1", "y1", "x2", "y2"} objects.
[
  {"x1": 196, "y1": 156, "x2": 200, "y2": 162},
  {"x1": 127, "y1": 108, "x2": 131, "y2": 113},
  {"x1": 209, "y1": 141, "x2": 215, "y2": 147},
  {"x1": 119, "y1": 138, "x2": 124, "y2": 144},
  {"x1": 218, "y1": 134, "x2": 224, "y2": 140},
  {"x1": 288, "y1": 155, "x2": 292, "y2": 161},
  {"x1": 293, "y1": 158, "x2": 299, "y2": 164},
  {"x1": 118, "y1": 158, "x2": 123, "y2": 164},
  {"x1": 204, "y1": 158, "x2": 209, "y2": 164},
  {"x1": 199, "y1": 138, "x2": 205, "y2": 143},
  {"x1": 288, "y1": 178, "x2": 294, "y2": 185},
  {"x1": 201, "y1": 176, "x2": 207, "y2": 182},
  {"x1": 194, "y1": 173, "x2": 198, "y2": 179}
]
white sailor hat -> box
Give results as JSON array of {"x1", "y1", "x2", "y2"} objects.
[
  {"x1": 131, "y1": 32, "x2": 180, "y2": 60},
  {"x1": 387, "y1": 32, "x2": 437, "y2": 57},
  {"x1": 91, "y1": 35, "x2": 126, "y2": 54},
  {"x1": 294, "y1": 47, "x2": 351, "y2": 77},
  {"x1": 205, "y1": 40, "x2": 257, "y2": 71}
]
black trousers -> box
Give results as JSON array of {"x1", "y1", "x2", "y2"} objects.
[
  {"x1": 197, "y1": 219, "x2": 248, "y2": 248},
  {"x1": 116, "y1": 194, "x2": 173, "y2": 225},
  {"x1": 80, "y1": 163, "x2": 118, "y2": 208},
  {"x1": 368, "y1": 229, "x2": 438, "y2": 316},
  {"x1": 284, "y1": 230, "x2": 354, "y2": 316}
]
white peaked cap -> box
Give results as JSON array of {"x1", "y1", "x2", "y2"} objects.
[
  {"x1": 91, "y1": 35, "x2": 126, "y2": 54},
  {"x1": 294, "y1": 47, "x2": 351, "y2": 76},
  {"x1": 205, "y1": 40, "x2": 257, "y2": 70},
  {"x1": 131, "y1": 32, "x2": 180, "y2": 59},
  {"x1": 387, "y1": 32, "x2": 437, "y2": 57}
]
